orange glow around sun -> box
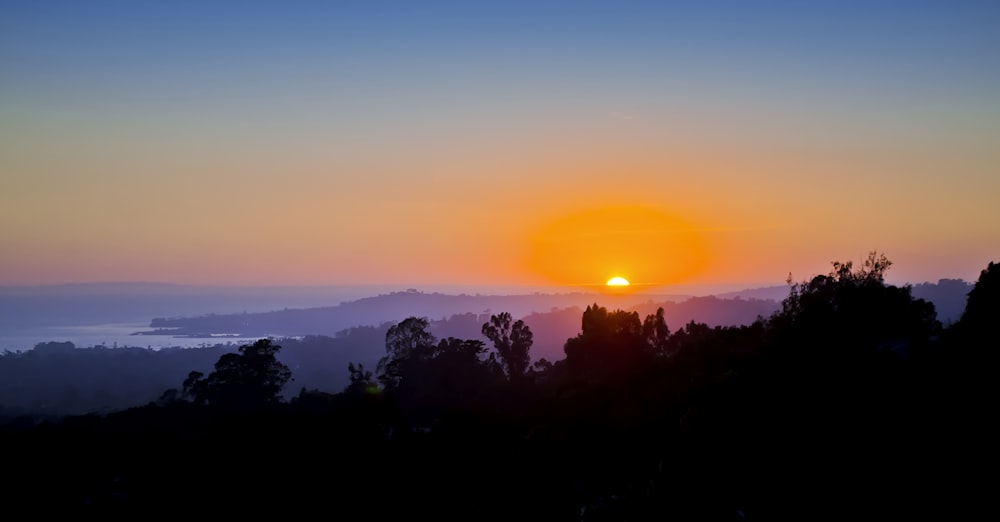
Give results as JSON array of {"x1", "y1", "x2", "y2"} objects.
[{"x1": 526, "y1": 205, "x2": 709, "y2": 290}]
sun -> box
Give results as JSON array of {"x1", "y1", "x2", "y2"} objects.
[
  {"x1": 606, "y1": 276, "x2": 630, "y2": 287},
  {"x1": 525, "y1": 204, "x2": 710, "y2": 290}
]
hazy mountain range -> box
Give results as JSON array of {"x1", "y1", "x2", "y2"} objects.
[
  {"x1": 0, "y1": 278, "x2": 975, "y2": 417},
  {"x1": 136, "y1": 279, "x2": 969, "y2": 338}
]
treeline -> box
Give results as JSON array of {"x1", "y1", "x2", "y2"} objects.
[
  {"x1": 0, "y1": 329, "x2": 381, "y2": 417},
  {"x1": 0, "y1": 296, "x2": 781, "y2": 416},
  {"x1": 3, "y1": 254, "x2": 996, "y2": 519}
]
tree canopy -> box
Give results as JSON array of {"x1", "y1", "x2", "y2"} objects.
[
  {"x1": 181, "y1": 338, "x2": 292, "y2": 409},
  {"x1": 6, "y1": 255, "x2": 998, "y2": 519},
  {"x1": 482, "y1": 311, "x2": 533, "y2": 381},
  {"x1": 772, "y1": 251, "x2": 939, "y2": 355}
]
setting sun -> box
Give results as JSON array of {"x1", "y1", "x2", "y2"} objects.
[
  {"x1": 606, "y1": 276, "x2": 630, "y2": 286},
  {"x1": 526, "y1": 205, "x2": 709, "y2": 290}
]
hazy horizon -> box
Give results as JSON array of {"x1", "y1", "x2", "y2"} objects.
[
  {"x1": 0, "y1": 268, "x2": 980, "y2": 300},
  {"x1": 0, "y1": 277, "x2": 792, "y2": 353}
]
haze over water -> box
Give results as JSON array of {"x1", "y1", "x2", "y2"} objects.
[{"x1": 0, "y1": 280, "x2": 792, "y2": 352}]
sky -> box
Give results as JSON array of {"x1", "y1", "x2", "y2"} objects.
[{"x1": 2, "y1": 0, "x2": 998, "y2": 291}]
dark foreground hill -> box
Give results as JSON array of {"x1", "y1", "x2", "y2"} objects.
[{"x1": 2, "y1": 258, "x2": 995, "y2": 519}]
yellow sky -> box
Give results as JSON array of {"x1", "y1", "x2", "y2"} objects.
[{"x1": 2, "y1": 2, "x2": 998, "y2": 289}]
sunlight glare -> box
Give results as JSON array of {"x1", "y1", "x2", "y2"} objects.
[{"x1": 526, "y1": 204, "x2": 709, "y2": 289}]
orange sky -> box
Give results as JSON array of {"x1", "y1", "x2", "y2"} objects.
[{"x1": 2, "y1": 2, "x2": 998, "y2": 290}]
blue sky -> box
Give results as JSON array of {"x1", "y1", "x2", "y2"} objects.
[{"x1": 2, "y1": 1, "x2": 998, "y2": 287}]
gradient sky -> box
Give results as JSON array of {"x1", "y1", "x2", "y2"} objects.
[{"x1": 2, "y1": 1, "x2": 998, "y2": 290}]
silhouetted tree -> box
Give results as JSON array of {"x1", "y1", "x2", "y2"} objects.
[
  {"x1": 942, "y1": 260, "x2": 1000, "y2": 402},
  {"x1": 376, "y1": 317, "x2": 496, "y2": 425},
  {"x1": 482, "y1": 312, "x2": 534, "y2": 381},
  {"x1": 344, "y1": 362, "x2": 376, "y2": 396},
  {"x1": 955, "y1": 261, "x2": 1000, "y2": 336},
  {"x1": 564, "y1": 304, "x2": 647, "y2": 381},
  {"x1": 425, "y1": 338, "x2": 492, "y2": 394},
  {"x1": 642, "y1": 306, "x2": 671, "y2": 356},
  {"x1": 772, "y1": 251, "x2": 939, "y2": 356},
  {"x1": 377, "y1": 317, "x2": 436, "y2": 389},
  {"x1": 183, "y1": 339, "x2": 292, "y2": 409},
  {"x1": 752, "y1": 253, "x2": 940, "y2": 498},
  {"x1": 181, "y1": 370, "x2": 206, "y2": 401}
]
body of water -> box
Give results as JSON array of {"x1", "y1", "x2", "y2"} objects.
[
  {"x1": 0, "y1": 281, "x2": 772, "y2": 352},
  {"x1": 0, "y1": 323, "x2": 266, "y2": 351},
  {"x1": 0, "y1": 282, "x2": 574, "y2": 352},
  {"x1": 0, "y1": 283, "x2": 382, "y2": 352}
]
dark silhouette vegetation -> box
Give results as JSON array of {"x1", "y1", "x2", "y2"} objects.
[
  {"x1": 0, "y1": 295, "x2": 783, "y2": 416},
  {"x1": 2, "y1": 253, "x2": 995, "y2": 519}
]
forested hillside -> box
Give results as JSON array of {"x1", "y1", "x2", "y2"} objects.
[{"x1": 3, "y1": 256, "x2": 995, "y2": 519}]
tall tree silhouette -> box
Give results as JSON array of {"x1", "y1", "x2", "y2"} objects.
[
  {"x1": 482, "y1": 312, "x2": 533, "y2": 381},
  {"x1": 642, "y1": 306, "x2": 671, "y2": 356},
  {"x1": 377, "y1": 317, "x2": 436, "y2": 389},
  {"x1": 955, "y1": 261, "x2": 1000, "y2": 337},
  {"x1": 564, "y1": 304, "x2": 647, "y2": 381},
  {"x1": 183, "y1": 338, "x2": 292, "y2": 409},
  {"x1": 945, "y1": 261, "x2": 1000, "y2": 396}
]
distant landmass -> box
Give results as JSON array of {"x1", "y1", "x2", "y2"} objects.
[
  {"x1": 136, "y1": 290, "x2": 758, "y2": 338},
  {"x1": 134, "y1": 278, "x2": 972, "y2": 341},
  {"x1": 0, "y1": 278, "x2": 976, "y2": 417}
]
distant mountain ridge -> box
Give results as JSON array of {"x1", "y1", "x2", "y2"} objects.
[
  {"x1": 142, "y1": 290, "x2": 696, "y2": 338},
  {"x1": 716, "y1": 285, "x2": 792, "y2": 301},
  {"x1": 711, "y1": 279, "x2": 973, "y2": 324},
  {"x1": 139, "y1": 278, "x2": 972, "y2": 340},
  {"x1": 0, "y1": 278, "x2": 976, "y2": 416}
]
